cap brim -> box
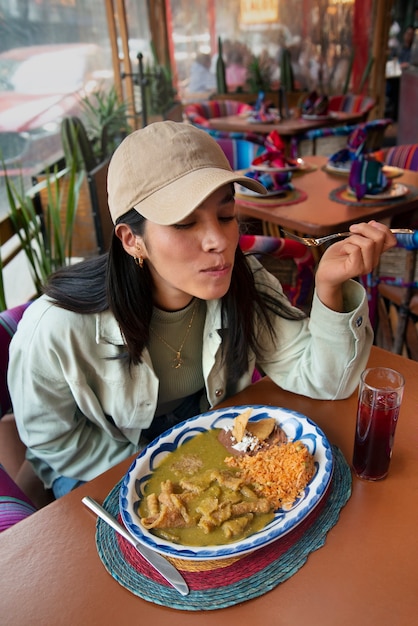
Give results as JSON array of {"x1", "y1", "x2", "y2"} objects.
[{"x1": 133, "y1": 167, "x2": 267, "y2": 225}]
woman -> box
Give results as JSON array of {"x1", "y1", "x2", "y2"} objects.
[{"x1": 8, "y1": 122, "x2": 396, "y2": 498}]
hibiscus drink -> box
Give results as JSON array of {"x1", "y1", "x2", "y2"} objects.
[{"x1": 352, "y1": 368, "x2": 404, "y2": 481}]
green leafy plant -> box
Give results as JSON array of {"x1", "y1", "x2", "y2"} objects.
[
  {"x1": 3, "y1": 158, "x2": 83, "y2": 297},
  {"x1": 145, "y1": 42, "x2": 177, "y2": 116},
  {"x1": 80, "y1": 86, "x2": 131, "y2": 163},
  {"x1": 246, "y1": 54, "x2": 273, "y2": 93}
]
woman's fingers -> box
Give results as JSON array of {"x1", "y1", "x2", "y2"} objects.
[
  {"x1": 349, "y1": 221, "x2": 397, "y2": 252},
  {"x1": 317, "y1": 222, "x2": 397, "y2": 285}
]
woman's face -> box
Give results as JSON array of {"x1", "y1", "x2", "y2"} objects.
[{"x1": 138, "y1": 184, "x2": 240, "y2": 311}]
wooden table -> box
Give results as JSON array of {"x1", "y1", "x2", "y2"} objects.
[
  {"x1": 208, "y1": 111, "x2": 365, "y2": 140},
  {"x1": 236, "y1": 155, "x2": 418, "y2": 237},
  {"x1": 1, "y1": 346, "x2": 417, "y2": 625}
]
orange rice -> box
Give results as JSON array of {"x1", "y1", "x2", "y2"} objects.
[{"x1": 224, "y1": 441, "x2": 315, "y2": 509}]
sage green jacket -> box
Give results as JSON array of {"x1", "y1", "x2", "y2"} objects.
[{"x1": 8, "y1": 259, "x2": 372, "y2": 487}]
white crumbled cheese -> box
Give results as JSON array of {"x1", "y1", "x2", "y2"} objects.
[
  {"x1": 232, "y1": 433, "x2": 260, "y2": 452},
  {"x1": 223, "y1": 426, "x2": 260, "y2": 452}
]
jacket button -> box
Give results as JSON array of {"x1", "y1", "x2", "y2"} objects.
[
  {"x1": 355, "y1": 316, "x2": 363, "y2": 327},
  {"x1": 215, "y1": 388, "x2": 223, "y2": 397}
]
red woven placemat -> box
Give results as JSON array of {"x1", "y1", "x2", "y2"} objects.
[{"x1": 95, "y1": 445, "x2": 351, "y2": 610}]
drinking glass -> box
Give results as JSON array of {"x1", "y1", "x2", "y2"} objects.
[{"x1": 352, "y1": 367, "x2": 404, "y2": 480}]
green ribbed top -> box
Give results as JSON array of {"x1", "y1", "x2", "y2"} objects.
[{"x1": 148, "y1": 298, "x2": 205, "y2": 416}]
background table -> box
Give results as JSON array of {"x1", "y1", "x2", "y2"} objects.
[
  {"x1": 208, "y1": 111, "x2": 366, "y2": 141},
  {"x1": 236, "y1": 156, "x2": 418, "y2": 237},
  {"x1": 1, "y1": 347, "x2": 417, "y2": 624}
]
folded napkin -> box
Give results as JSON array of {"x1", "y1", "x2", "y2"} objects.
[
  {"x1": 348, "y1": 155, "x2": 390, "y2": 200},
  {"x1": 301, "y1": 91, "x2": 329, "y2": 116},
  {"x1": 248, "y1": 110, "x2": 279, "y2": 124},
  {"x1": 254, "y1": 91, "x2": 266, "y2": 112},
  {"x1": 251, "y1": 130, "x2": 299, "y2": 169},
  {"x1": 328, "y1": 125, "x2": 368, "y2": 167},
  {"x1": 245, "y1": 169, "x2": 294, "y2": 192},
  {"x1": 248, "y1": 93, "x2": 279, "y2": 123}
]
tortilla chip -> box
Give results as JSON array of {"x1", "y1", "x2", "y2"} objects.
[
  {"x1": 232, "y1": 408, "x2": 252, "y2": 442},
  {"x1": 247, "y1": 418, "x2": 276, "y2": 441}
]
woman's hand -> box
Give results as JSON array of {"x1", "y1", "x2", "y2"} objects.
[{"x1": 315, "y1": 221, "x2": 397, "y2": 312}]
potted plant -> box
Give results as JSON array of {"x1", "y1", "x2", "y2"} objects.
[
  {"x1": 79, "y1": 86, "x2": 131, "y2": 164},
  {"x1": 60, "y1": 86, "x2": 131, "y2": 172},
  {"x1": 2, "y1": 155, "x2": 83, "y2": 300},
  {"x1": 141, "y1": 42, "x2": 178, "y2": 123},
  {"x1": 0, "y1": 87, "x2": 130, "y2": 308},
  {"x1": 246, "y1": 53, "x2": 274, "y2": 93}
]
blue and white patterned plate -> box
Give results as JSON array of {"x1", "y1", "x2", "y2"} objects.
[{"x1": 119, "y1": 405, "x2": 333, "y2": 561}]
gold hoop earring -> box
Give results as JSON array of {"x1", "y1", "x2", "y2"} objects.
[{"x1": 134, "y1": 256, "x2": 144, "y2": 268}]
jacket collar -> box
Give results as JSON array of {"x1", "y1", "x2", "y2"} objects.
[{"x1": 95, "y1": 310, "x2": 125, "y2": 345}]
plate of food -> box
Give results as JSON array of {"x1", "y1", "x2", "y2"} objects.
[
  {"x1": 347, "y1": 182, "x2": 409, "y2": 200},
  {"x1": 235, "y1": 184, "x2": 287, "y2": 198},
  {"x1": 119, "y1": 405, "x2": 333, "y2": 562}
]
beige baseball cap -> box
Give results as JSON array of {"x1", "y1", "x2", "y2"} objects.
[{"x1": 107, "y1": 121, "x2": 266, "y2": 225}]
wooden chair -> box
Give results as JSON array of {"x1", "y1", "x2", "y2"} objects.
[
  {"x1": 35, "y1": 157, "x2": 113, "y2": 257},
  {"x1": 87, "y1": 158, "x2": 113, "y2": 253},
  {"x1": 300, "y1": 116, "x2": 390, "y2": 157},
  {"x1": 239, "y1": 234, "x2": 315, "y2": 311},
  {"x1": 364, "y1": 231, "x2": 418, "y2": 359}
]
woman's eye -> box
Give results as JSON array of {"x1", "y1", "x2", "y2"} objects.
[
  {"x1": 219, "y1": 215, "x2": 236, "y2": 223},
  {"x1": 173, "y1": 222, "x2": 194, "y2": 230}
]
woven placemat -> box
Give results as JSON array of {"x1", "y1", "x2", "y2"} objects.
[
  {"x1": 95, "y1": 445, "x2": 351, "y2": 610},
  {"x1": 236, "y1": 187, "x2": 307, "y2": 209},
  {"x1": 329, "y1": 183, "x2": 418, "y2": 207}
]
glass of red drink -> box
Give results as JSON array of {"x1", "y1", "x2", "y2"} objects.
[{"x1": 352, "y1": 367, "x2": 405, "y2": 480}]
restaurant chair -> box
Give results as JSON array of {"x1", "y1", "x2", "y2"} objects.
[
  {"x1": 183, "y1": 99, "x2": 266, "y2": 146},
  {"x1": 0, "y1": 463, "x2": 37, "y2": 533},
  {"x1": 213, "y1": 136, "x2": 263, "y2": 170},
  {"x1": 239, "y1": 234, "x2": 315, "y2": 311},
  {"x1": 362, "y1": 231, "x2": 418, "y2": 359},
  {"x1": 183, "y1": 99, "x2": 253, "y2": 127},
  {"x1": 372, "y1": 143, "x2": 418, "y2": 171},
  {"x1": 0, "y1": 302, "x2": 32, "y2": 418},
  {"x1": 372, "y1": 143, "x2": 418, "y2": 231},
  {"x1": 0, "y1": 302, "x2": 42, "y2": 531},
  {"x1": 87, "y1": 158, "x2": 113, "y2": 253},
  {"x1": 300, "y1": 118, "x2": 392, "y2": 156},
  {"x1": 328, "y1": 94, "x2": 376, "y2": 120}
]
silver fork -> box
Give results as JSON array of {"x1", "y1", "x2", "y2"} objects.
[{"x1": 282, "y1": 228, "x2": 414, "y2": 247}]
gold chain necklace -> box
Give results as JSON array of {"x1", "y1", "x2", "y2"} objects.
[{"x1": 150, "y1": 300, "x2": 198, "y2": 369}]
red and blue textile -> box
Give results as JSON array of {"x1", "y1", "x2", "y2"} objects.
[{"x1": 239, "y1": 234, "x2": 315, "y2": 308}]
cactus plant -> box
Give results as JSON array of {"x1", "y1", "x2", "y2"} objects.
[{"x1": 216, "y1": 37, "x2": 227, "y2": 94}]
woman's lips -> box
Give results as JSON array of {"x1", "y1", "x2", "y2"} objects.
[{"x1": 201, "y1": 263, "x2": 231, "y2": 276}]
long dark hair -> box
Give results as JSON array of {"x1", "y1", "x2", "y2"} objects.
[{"x1": 45, "y1": 209, "x2": 304, "y2": 390}]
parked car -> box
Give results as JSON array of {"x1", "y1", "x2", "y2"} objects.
[{"x1": 0, "y1": 43, "x2": 113, "y2": 179}]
